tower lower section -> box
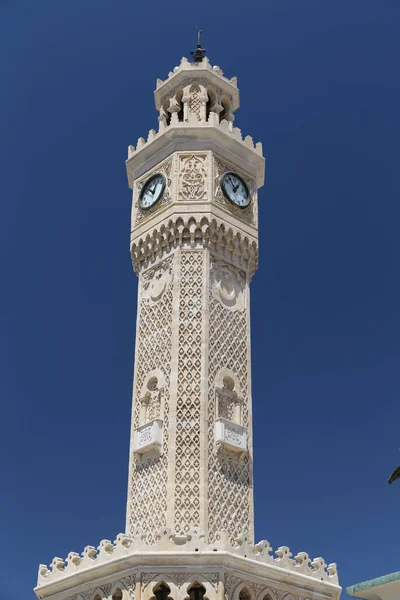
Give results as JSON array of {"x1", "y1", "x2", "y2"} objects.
[{"x1": 35, "y1": 529, "x2": 340, "y2": 600}]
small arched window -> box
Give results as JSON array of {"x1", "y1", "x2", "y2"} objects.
[
  {"x1": 153, "y1": 582, "x2": 172, "y2": 600},
  {"x1": 112, "y1": 590, "x2": 123, "y2": 600},
  {"x1": 187, "y1": 583, "x2": 206, "y2": 600}
]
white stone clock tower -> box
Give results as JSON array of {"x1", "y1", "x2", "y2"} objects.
[{"x1": 35, "y1": 42, "x2": 341, "y2": 600}]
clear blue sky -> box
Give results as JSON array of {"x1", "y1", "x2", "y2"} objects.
[{"x1": 1, "y1": 1, "x2": 400, "y2": 598}]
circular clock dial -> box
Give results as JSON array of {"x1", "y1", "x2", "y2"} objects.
[
  {"x1": 220, "y1": 172, "x2": 250, "y2": 209},
  {"x1": 138, "y1": 173, "x2": 166, "y2": 210}
]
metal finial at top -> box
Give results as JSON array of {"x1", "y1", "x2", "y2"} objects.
[{"x1": 190, "y1": 26, "x2": 206, "y2": 63}]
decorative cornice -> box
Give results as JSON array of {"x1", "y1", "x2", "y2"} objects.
[
  {"x1": 130, "y1": 216, "x2": 258, "y2": 278},
  {"x1": 36, "y1": 528, "x2": 339, "y2": 592},
  {"x1": 127, "y1": 116, "x2": 263, "y2": 163}
]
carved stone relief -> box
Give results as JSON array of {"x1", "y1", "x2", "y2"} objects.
[
  {"x1": 142, "y1": 260, "x2": 173, "y2": 303},
  {"x1": 210, "y1": 258, "x2": 246, "y2": 312},
  {"x1": 179, "y1": 154, "x2": 207, "y2": 200}
]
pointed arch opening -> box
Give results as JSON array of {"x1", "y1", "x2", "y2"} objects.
[
  {"x1": 153, "y1": 582, "x2": 172, "y2": 600},
  {"x1": 112, "y1": 590, "x2": 123, "y2": 600},
  {"x1": 187, "y1": 583, "x2": 207, "y2": 600}
]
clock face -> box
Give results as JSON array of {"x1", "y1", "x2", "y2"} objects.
[
  {"x1": 220, "y1": 172, "x2": 250, "y2": 209},
  {"x1": 138, "y1": 173, "x2": 166, "y2": 210}
]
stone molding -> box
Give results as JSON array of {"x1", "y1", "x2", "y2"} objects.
[
  {"x1": 127, "y1": 117, "x2": 262, "y2": 164},
  {"x1": 130, "y1": 216, "x2": 258, "y2": 278},
  {"x1": 37, "y1": 528, "x2": 339, "y2": 590}
]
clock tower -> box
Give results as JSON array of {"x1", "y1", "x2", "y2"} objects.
[
  {"x1": 35, "y1": 42, "x2": 341, "y2": 600},
  {"x1": 125, "y1": 46, "x2": 263, "y2": 549}
]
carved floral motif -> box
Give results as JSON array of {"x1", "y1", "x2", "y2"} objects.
[{"x1": 179, "y1": 154, "x2": 207, "y2": 200}]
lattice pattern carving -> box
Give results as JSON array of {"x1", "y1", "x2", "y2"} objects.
[
  {"x1": 214, "y1": 157, "x2": 255, "y2": 225},
  {"x1": 207, "y1": 255, "x2": 251, "y2": 543},
  {"x1": 179, "y1": 154, "x2": 207, "y2": 200},
  {"x1": 135, "y1": 157, "x2": 172, "y2": 225},
  {"x1": 174, "y1": 251, "x2": 203, "y2": 533},
  {"x1": 189, "y1": 85, "x2": 201, "y2": 120},
  {"x1": 128, "y1": 257, "x2": 173, "y2": 543}
]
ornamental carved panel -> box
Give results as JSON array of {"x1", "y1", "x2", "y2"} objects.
[
  {"x1": 179, "y1": 154, "x2": 208, "y2": 200},
  {"x1": 141, "y1": 260, "x2": 173, "y2": 303},
  {"x1": 210, "y1": 258, "x2": 246, "y2": 312}
]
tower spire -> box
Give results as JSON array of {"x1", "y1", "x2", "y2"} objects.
[{"x1": 190, "y1": 26, "x2": 206, "y2": 62}]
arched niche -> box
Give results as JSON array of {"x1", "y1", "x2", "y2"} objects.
[
  {"x1": 215, "y1": 368, "x2": 242, "y2": 395},
  {"x1": 139, "y1": 369, "x2": 166, "y2": 424},
  {"x1": 214, "y1": 368, "x2": 243, "y2": 424}
]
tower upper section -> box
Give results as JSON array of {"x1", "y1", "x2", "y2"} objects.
[{"x1": 126, "y1": 55, "x2": 265, "y2": 279}]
